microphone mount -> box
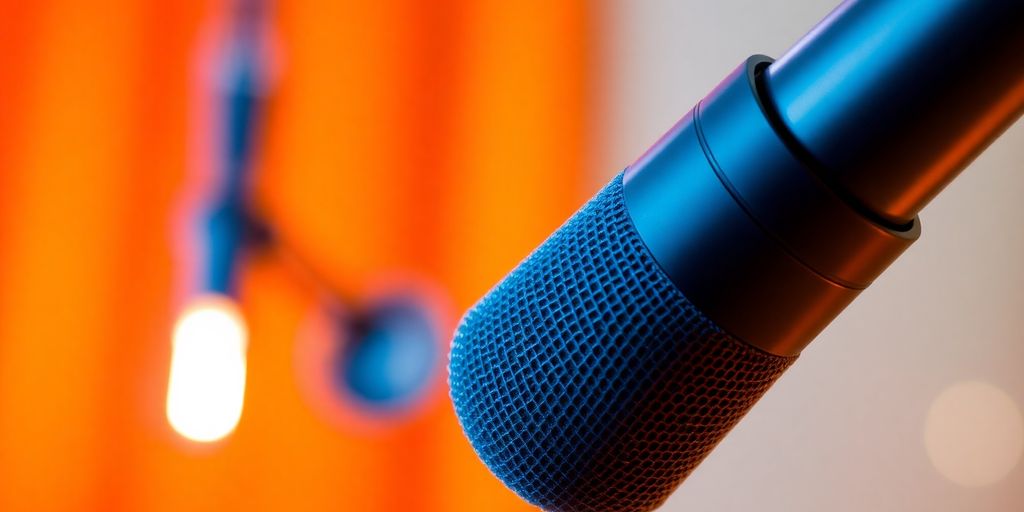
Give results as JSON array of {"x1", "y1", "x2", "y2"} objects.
[{"x1": 764, "y1": 0, "x2": 1024, "y2": 226}]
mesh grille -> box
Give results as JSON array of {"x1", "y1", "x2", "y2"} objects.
[{"x1": 449, "y1": 173, "x2": 797, "y2": 512}]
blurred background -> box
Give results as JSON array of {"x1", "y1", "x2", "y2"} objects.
[{"x1": 0, "y1": 0, "x2": 1021, "y2": 510}]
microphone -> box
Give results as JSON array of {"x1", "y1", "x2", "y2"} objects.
[{"x1": 448, "y1": 1, "x2": 1024, "y2": 511}]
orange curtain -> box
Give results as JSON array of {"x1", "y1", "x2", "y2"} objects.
[{"x1": 0, "y1": 0, "x2": 593, "y2": 510}]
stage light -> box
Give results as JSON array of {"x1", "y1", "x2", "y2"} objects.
[{"x1": 166, "y1": 294, "x2": 249, "y2": 443}]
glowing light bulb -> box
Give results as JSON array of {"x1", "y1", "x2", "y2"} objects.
[{"x1": 166, "y1": 295, "x2": 248, "y2": 443}]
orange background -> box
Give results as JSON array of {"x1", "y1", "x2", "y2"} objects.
[{"x1": 0, "y1": 1, "x2": 595, "y2": 510}]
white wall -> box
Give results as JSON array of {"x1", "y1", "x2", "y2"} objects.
[{"x1": 598, "y1": 1, "x2": 1024, "y2": 510}]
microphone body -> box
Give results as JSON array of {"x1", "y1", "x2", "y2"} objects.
[
  {"x1": 449, "y1": 1, "x2": 1024, "y2": 510},
  {"x1": 449, "y1": 58, "x2": 893, "y2": 511},
  {"x1": 449, "y1": 169, "x2": 797, "y2": 512}
]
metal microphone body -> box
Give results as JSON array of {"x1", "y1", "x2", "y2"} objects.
[{"x1": 449, "y1": 1, "x2": 1024, "y2": 510}]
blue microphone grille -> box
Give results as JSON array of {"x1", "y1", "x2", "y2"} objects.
[{"x1": 449, "y1": 173, "x2": 797, "y2": 511}]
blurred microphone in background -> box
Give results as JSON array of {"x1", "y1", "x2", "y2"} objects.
[{"x1": 168, "y1": 0, "x2": 445, "y2": 443}]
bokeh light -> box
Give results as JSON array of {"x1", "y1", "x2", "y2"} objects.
[
  {"x1": 166, "y1": 294, "x2": 249, "y2": 443},
  {"x1": 924, "y1": 380, "x2": 1024, "y2": 487}
]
